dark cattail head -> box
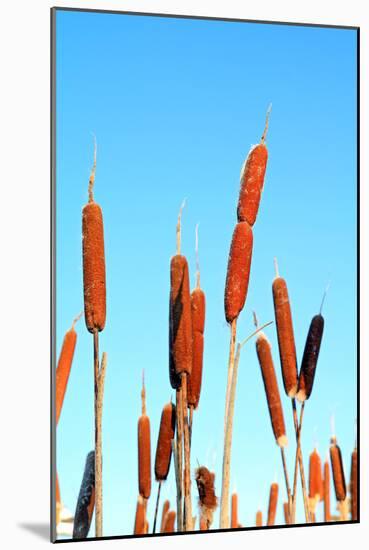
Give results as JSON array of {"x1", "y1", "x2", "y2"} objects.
[
  {"x1": 73, "y1": 451, "x2": 95, "y2": 540},
  {"x1": 330, "y1": 436, "x2": 346, "y2": 502}
]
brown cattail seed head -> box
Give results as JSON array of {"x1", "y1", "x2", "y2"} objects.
[
  {"x1": 163, "y1": 510, "x2": 176, "y2": 533},
  {"x1": 195, "y1": 466, "x2": 218, "y2": 529},
  {"x1": 170, "y1": 255, "x2": 192, "y2": 375},
  {"x1": 309, "y1": 449, "x2": 324, "y2": 502},
  {"x1": 195, "y1": 467, "x2": 218, "y2": 510},
  {"x1": 188, "y1": 333, "x2": 204, "y2": 409},
  {"x1": 256, "y1": 510, "x2": 263, "y2": 526},
  {"x1": 323, "y1": 459, "x2": 331, "y2": 522},
  {"x1": 82, "y1": 202, "x2": 106, "y2": 333},
  {"x1": 134, "y1": 496, "x2": 146, "y2": 535},
  {"x1": 188, "y1": 287, "x2": 206, "y2": 409},
  {"x1": 296, "y1": 314, "x2": 324, "y2": 402},
  {"x1": 330, "y1": 438, "x2": 346, "y2": 502},
  {"x1": 283, "y1": 502, "x2": 290, "y2": 524},
  {"x1": 160, "y1": 500, "x2": 170, "y2": 532},
  {"x1": 56, "y1": 326, "x2": 77, "y2": 424},
  {"x1": 191, "y1": 287, "x2": 206, "y2": 333},
  {"x1": 350, "y1": 448, "x2": 357, "y2": 520},
  {"x1": 237, "y1": 144, "x2": 268, "y2": 226},
  {"x1": 155, "y1": 403, "x2": 176, "y2": 481},
  {"x1": 224, "y1": 222, "x2": 253, "y2": 323},
  {"x1": 231, "y1": 493, "x2": 238, "y2": 528},
  {"x1": 138, "y1": 414, "x2": 151, "y2": 499},
  {"x1": 73, "y1": 451, "x2": 95, "y2": 539},
  {"x1": 272, "y1": 276, "x2": 298, "y2": 397},
  {"x1": 169, "y1": 295, "x2": 181, "y2": 389},
  {"x1": 256, "y1": 333, "x2": 287, "y2": 447},
  {"x1": 195, "y1": 466, "x2": 218, "y2": 528},
  {"x1": 267, "y1": 483, "x2": 279, "y2": 526}
]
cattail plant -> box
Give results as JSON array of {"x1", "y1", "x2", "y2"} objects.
[
  {"x1": 195, "y1": 466, "x2": 218, "y2": 530},
  {"x1": 272, "y1": 259, "x2": 309, "y2": 524},
  {"x1": 56, "y1": 313, "x2": 82, "y2": 424},
  {"x1": 256, "y1": 510, "x2": 263, "y2": 527},
  {"x1": 221, "y1": 108, "x2": 270, "y2": 528},
  {"x1": 330, "y1": 435, "x2": 348, "y2": 520},
  {"x1": 153, "y1": 402, "x2": 176, "y2": 533},
  {"x1": 73, "y1": 451, "x2": 95, "y2": 540},
  {"x1": 308, "y1": 448, "x2": 323, "y2": 520},
  {"x1": 231, "y1": 493, "x2": 238, "y2": 528},
  {"x1": 283, "y1": 502, "x2": 290, "y2": 525},
  {"x1": 272, "y1": 259, "x2": 298, "y2": 398},
  {"x1": 138, "y1": 373, "x2": 151, "y2": 501},
  {"x1": 254, "y1": 314, "x2": 291, "y2": 518},
  {"x1": 292, "y1": 288, "x2": 327, "y2": 524},
  {"x1": 350, "y1": 446, "x2": 357, "y2": 521},
  {"x1": 82, "y1": 139, "x2": 107, "y2": 537},
  {"x1": 134, "y1": 496, "x2": 146, "y2": 535},
  {"x1": 160, "y1": 500, "x2": 170, "y2": 533},
  {"x1": 267, "y1": 483, "x2": 279, "y2": 526},
  {"x1": 188, "y1": 225, "x2": 206, "y2": 444},
  {"x1": 169, "y1": 201, "x2": 193, "y2": 531},
  {"x1": 323, "y1": 458, "x2": 331, "y2": 522}
]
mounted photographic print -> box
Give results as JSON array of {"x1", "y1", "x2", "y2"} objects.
[{"x1": 51, "y1": 7, "x2": 359, "y2": 542}]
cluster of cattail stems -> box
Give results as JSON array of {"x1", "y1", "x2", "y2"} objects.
[{"x1": 55, "y1": 114, "x2": 357, "y2": 539}]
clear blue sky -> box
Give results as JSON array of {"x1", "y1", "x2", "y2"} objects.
[{"x1": 55, "y1": 9, "x2": 357, "y2": 538}]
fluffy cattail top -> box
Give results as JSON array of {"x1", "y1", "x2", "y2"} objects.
[
  {"x1": 330, "y1": 437, "x2": 346, "y2": 502},
  {"x1": 255, "y1": 328, "x2": 287, "y2": 447},
  {"x1": 272, "y1": 264, "x2": 298, "y2": 398},
  {"x1": 188, "y1": 287, "x2": 206, "y2": 409},
  {"x1": 155, "y1": 402, "x2": 176, "y2": 481},
  {"x1": 350, "y1": 447, "x2": 357, "y2": 520},
  {"x1": 82, "y1": 142, "x2": 106, "y2": 333},
  {"x1": 138, "y1": 376, "x2": 151, "y2": 499},
  {"x1": 309, "y1": 449, "x2": 324, "y2": 502},
  {"x1": 224, "y1": 221, "x2": 253, "y2": 323},
  {"x1": 196, "y1": 466, "x2": 218, "y2": 528},
  {"x1": 73, "y1": 451, "x2": 95, "y2": 540},
  {"x1": 56, "y1": 313, "x2": 81, "y2": 424},
  {"x1": 267, "y1": 483, "x2": 279, "y2": 526},
  {"x1": 195, "y1": 466, "x2": 218, "y2": 511}
]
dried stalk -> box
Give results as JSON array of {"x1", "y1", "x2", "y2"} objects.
[
  {"x1": 152, "y1": 481, "x2": 162, "y2": 534},
  {"x1": 220, "y1": 321, "x2": 273, "y2": 528},
  {"x1": 175, "y1": 388, "x2": 183, "y2": 531},
  {"x1": 182, "y1": 374, "x2": 192, "y2": 530},
  {"x1": 291, "y1": 400, "x2": 310, "y2": 523},
  {"x1": 94, "y1": 342, "x2": 107, "y2": 537},
  {"x1": 172, "y1": 439, "x2": 182, "y2": 532},
  {"x1": 224, "y1": 319, "x2": 237, "y2": 435}
]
